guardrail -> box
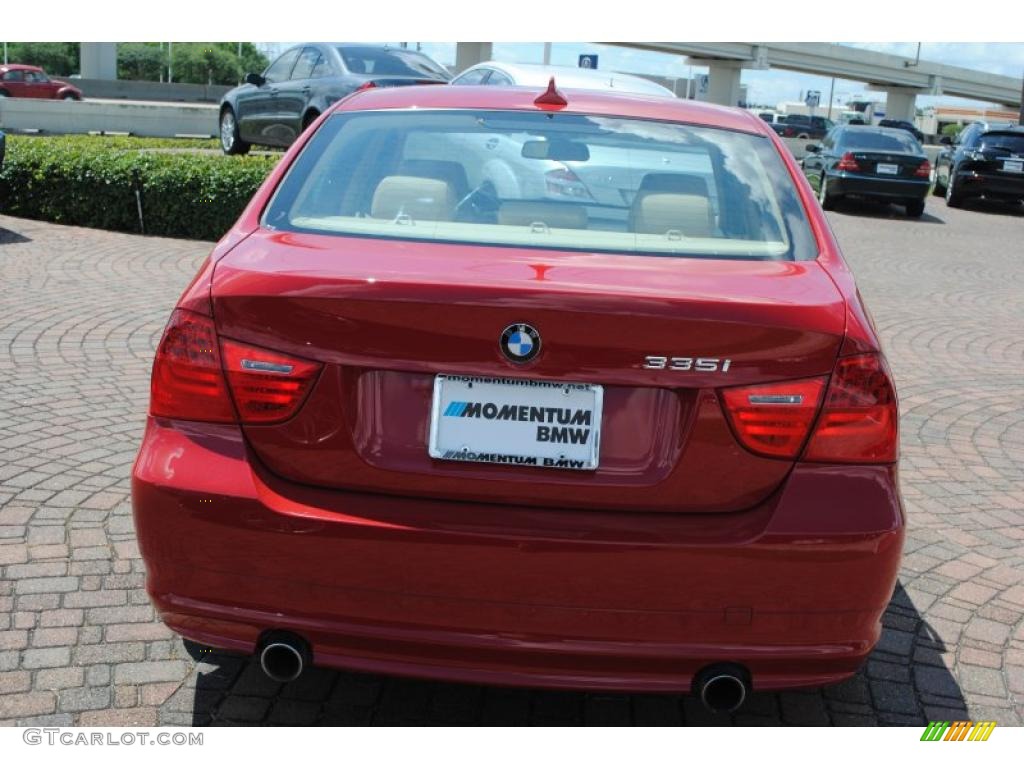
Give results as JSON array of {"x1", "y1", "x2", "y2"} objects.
[
  {"x1": 0, "y1": 97, "x2": 217, "y2": 139},
  {"x1": 74, "y1": 78, "x2": 232, "y2": 104}
]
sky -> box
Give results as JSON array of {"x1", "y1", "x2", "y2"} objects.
[{"x1": 261, "y1": 42, "x2": 1024, "y2": 109}]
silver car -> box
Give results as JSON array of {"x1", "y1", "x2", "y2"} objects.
[{"x1": 451, "y1": 61, "x2": 676, "y2": 97}]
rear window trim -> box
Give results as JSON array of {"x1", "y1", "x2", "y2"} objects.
[{"x1": 259, "y1": 107, "x2": 810, "y2": 263}]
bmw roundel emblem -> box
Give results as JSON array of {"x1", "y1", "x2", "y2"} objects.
[{"x1": 500, "y1": 323, "x2": 541, "y2": 364}]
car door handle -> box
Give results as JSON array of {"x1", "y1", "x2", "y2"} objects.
[
  {"x1": 301, "y1": 86, "x2": 312, "y2": 94},
  {"x1": 269, "y1": 87, "x2": 279, "y2": 96}
]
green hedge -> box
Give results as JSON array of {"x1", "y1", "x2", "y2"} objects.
[{"x1": 0, "y1": 135, "x2": 279, "y2": 241}]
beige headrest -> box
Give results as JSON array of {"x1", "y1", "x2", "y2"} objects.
[
  {"x1": 630, "y1": 192, "x2": 713, "y2": 237},
  {"x1": 371, "y1": 176, "x2": 455, "y2": 221},
  {"x1": 497, "y1": 202, "x2": 588, "y2": 230}
]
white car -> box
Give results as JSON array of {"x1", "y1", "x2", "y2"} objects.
[
  {"x1": 435, "y1": 63, "x2": 715, "y2": 229},
  {"x1": 451, "y1": 61, "x2": 676, "y2": 98}
]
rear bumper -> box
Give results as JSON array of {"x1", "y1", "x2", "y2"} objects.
[
  {"x1": 828, "y1": 172, "x2": 930, "y2": 201},
  {"x1": 132, "y1": 417, "x2": 905, "y2": 693},
  {"x1": 953, "y1": 169, "x2": 1024, "y2": 199}
]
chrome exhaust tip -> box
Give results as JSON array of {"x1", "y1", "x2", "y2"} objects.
[
  {"x1": 694, "y1": 664, "x2": 749, "y2": 714},
  {"x1": 258, "y1": 632, "x2": 310, "y2": 683}
]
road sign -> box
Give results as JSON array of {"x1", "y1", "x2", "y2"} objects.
[
  {"x1": 696, "y1": 74, "x2": 709, "y2": 100},
  {"x1": 578, "y1": 54, "x2": 598, "y2": 70},
  {"x1": 805, "y1": 90, "x2": 821, "y2": 108}
]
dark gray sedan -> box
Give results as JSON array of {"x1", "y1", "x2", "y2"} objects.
[{"x1": 219, "y1": 44, "x2": 450, "y2": 154}]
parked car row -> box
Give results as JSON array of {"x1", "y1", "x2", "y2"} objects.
[
  {"x1": 801, "y1": 120, "x2": 1024, "y2": 215},
  {"x1": 217, "y1": 48, "x2": 680, "y2": 155}
]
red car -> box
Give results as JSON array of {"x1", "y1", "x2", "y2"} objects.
[
  {"x1": 0, "y1": 64, "x2": 82, "y2": 100},
  {"x1": 132, "y1": 82, "x2": 903, "y2": 713}
]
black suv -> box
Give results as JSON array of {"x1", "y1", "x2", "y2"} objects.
[
  {"x1": 935, "y1": 121, "x2": 1024, "y2": 207},
  {"x1": 771, "y1": 114, "x2": 835, "y2": 139},
  {"x1": 878, "y1": 119, "x2": 925, "y2": 143},
  {"x1": 219, "y1": 44, "x2": 450, "y2": 154}
]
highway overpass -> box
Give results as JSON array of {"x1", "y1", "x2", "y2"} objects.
[{"x1": 454, "y1": 42, "x2": 1023, "y2": 121}]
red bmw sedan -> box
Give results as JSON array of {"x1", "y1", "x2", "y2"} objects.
[{"x1": 132, "y1": 82, "x2": 903, "y2": 712}]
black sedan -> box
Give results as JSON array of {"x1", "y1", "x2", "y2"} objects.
[
  {"x1": 219, "y1": 44, "x2": 450, "y2": 154},
  {"x1": 802, "y1": 125, "x2": 931, "y2": 217},
  {"x1": 934, "y1": 122, "x2": 1024, "y2": 207}
]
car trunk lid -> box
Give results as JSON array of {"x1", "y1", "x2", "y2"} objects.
[{"x1": 211, "y1": 229, "x2": 847, "y2": 514}]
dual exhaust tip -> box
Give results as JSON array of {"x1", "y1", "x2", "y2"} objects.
[{"x1": 257, "y1": 632, "x2": 748, "y2": 714}]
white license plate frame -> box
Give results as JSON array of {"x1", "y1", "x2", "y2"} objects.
[
  {"x1": 877, "y1": 163, "x2": 899, "y2": 175},
  {"x1": 428, "y1": 374, "x2": 603, "y2": 471},
  {"x1": 1003, "y1": 159, "x2": 1023, "y2": 174}
]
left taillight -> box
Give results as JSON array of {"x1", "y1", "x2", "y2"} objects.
[
  {"x1": 220, "y1": 339, "x2": 322, "y2": 424},
  {"x1": 150, "y1": 310, "x2": 323, "y2": 425},
  {"x1": 836, "y1": 152, "x2": 861, "y2": 172},
  {"x1": 150, "y1": 309, "x2": 235, "y2": 423},
  {"x1": 915, "y1": 160, "x2": 932, "y2": 178}
]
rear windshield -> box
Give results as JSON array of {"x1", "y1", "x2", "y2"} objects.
[
  {"x1": 840, "y1": 130, "x2": 922, "y2": 153},
  {"x1": 978, "y1": 132, "x2": 1024, "y2": 154},
  {"x1": 263, "y1": 109, "x2": 817, "y2": 261},
  {"x1": 337, "y1": 48, "x2": 448, "y2": 80}
]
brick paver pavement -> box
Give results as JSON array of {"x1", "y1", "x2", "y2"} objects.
[{"x1": 1, "y1": 195, "x2": 1022, "y2": 726}]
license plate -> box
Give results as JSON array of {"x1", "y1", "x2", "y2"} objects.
[
  {"x1": 877, "y1": 163, "x2": 899, "y2": 175},
  {"x1": 429, "y1": 374, "x2": 602, "y2": 470},
  {"x1": 1003, "y1": 160, "x2": 1023, "y2": 173}
]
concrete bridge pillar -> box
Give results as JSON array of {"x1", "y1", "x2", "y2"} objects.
[
  {"x1": 688, "y1": 58, "x2": 743, "y2": 107},
  {"x1": 454, "y1": 43, "x2": 493, "y2": 75},
  {"x1": 882, "y1": 87, "x2": 919, "y2": 123},
  {"x1": 80, "y1": 43, "x2": 118, "y2": 80}
]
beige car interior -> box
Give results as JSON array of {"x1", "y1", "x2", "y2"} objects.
[
  {"x1": 368, "y1": 168, "x2": 716, "y2": 239},
  {"x1": 629, "y1": 173, "x2": 715, "y2": 238},
  {"x1": 371, "y1": 176, "x2": 457, "y2": 221}
]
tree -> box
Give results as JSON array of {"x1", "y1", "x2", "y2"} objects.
[
  {"x1": 118, "y1": 43, "x2": 165, "y2": 82},
  {"x1": 6, "y1": 42, "x2": 79, "y2": 75}
]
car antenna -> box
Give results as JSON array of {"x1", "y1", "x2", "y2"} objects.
[{"x1": 534, "y1": 77, "x2": 568, "y2": 109}]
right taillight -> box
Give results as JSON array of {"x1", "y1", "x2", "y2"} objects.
[
  {"x1": 836, "y1": 152, "x2": 861, "y2": 172},
  {"x1": 804, "y1": 353, "x2": 898, "y2": 463},
  {"x1": 721, "y1": 377, "x2": 827, "y2": 459},
  {"x1": 545, "y1": 166, "x2": 594, "y2": 200}
]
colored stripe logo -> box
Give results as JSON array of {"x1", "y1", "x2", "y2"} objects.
[
  {"x1": 443, "y1": 401, "x2": 470, "y2": 417},
  {"x1": 921, "y1": 721, "x2": 996, "y2": 741}
]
